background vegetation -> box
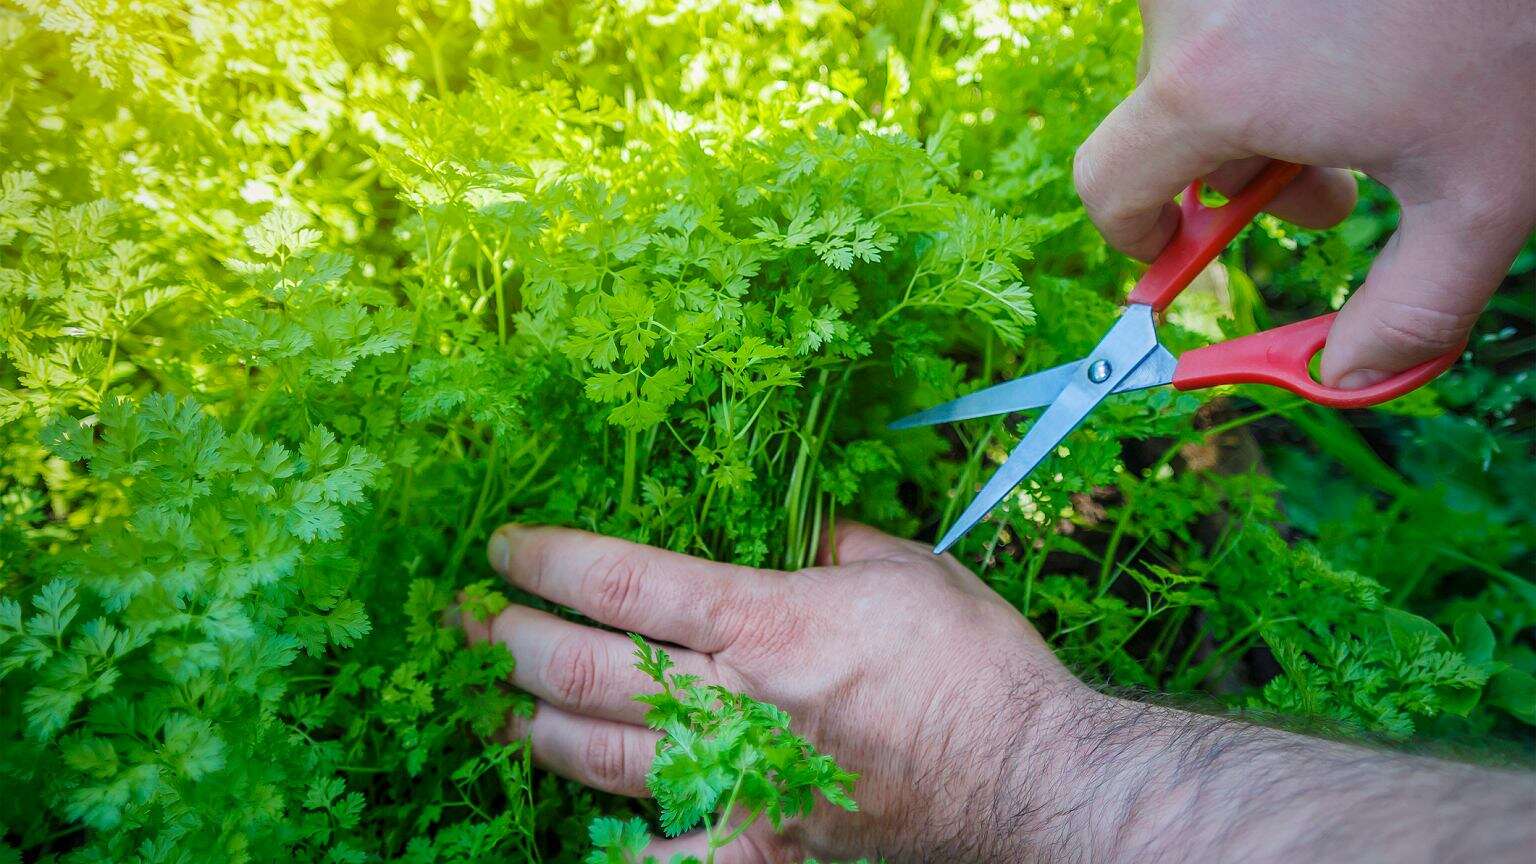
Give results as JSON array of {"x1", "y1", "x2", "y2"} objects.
[{"x1": 0, "y1": 0, "x2": 1530, "y2": 861}]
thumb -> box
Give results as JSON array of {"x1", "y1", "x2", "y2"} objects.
[{"x1": 1320, "y1": 199, "x2": 1526, "y2": 389}]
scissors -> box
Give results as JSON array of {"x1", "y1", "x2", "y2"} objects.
[{"x1": 892, "y1": 160, "x2": 1463, "y2": 554}]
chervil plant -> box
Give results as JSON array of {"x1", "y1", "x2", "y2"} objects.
[
  {"x1": 1, "y1": 0, "x2": 1530, "y2": 861},
  {"x1": 585, "y1": 636, "x2": 857, "y2": 864}
]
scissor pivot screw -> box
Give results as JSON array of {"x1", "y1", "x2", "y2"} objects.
[{"x1": 1087, "y1": 359, "x2": 1112, "y2": 383}]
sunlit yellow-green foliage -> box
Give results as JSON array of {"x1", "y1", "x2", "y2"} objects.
[{"x1": 2, "y1": 1, "x2": 1531, "y2": 861}]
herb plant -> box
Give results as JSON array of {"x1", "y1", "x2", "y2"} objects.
[
  {"x1": 1, "y1": 0, "x2": 1530, "y2": 861},
  {"x1": 585, "y1": 636, "x2": 857, "y2": 864}
]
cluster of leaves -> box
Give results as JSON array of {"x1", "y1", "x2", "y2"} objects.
[
  {"x1": 587, "y1": 636, "x2": 857, "y2": 864},
  {"x1": 0, "y1": 0, "x2": 1530, "y2": 861}
]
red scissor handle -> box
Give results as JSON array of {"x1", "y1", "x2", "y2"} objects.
[
  {"x1": 1172, "y1": 313, "x2": 1462, "y2": 408},
  {"x1": 1129, "y1": 159, "x2": 1460, "y2": 407},
  {"x1": 1127, "y1": 160, "x2": 1304, "y2": 310}
]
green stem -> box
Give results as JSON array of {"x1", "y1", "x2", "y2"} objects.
[
  {"x1": 784, "y1": 370, "x2": 830, "y2": 567},
  {"x1": 1106, "y1": 602, "x2": 1168, "y2": 657},
  {"x1": 97, "y1": 336, "x2": 118, "y2": 402},
  {"x1": 941, "y1": 425, "x2": 993, "y2": 534},
  {"x1": 1097, "y1": 399, "x2": 1299, "y2": 595},
  {"x1": 235, "y1": 370, "x2": 282, "y2": 434},
  {"x1": 628, "y1": 33, "x2": 659, "y2": 105},
  {"x1": 707, "y1": 772, "x2": 751, "y2": 860},
  {"x1": 712, "y1": 805, "x2": 763, "y2": 850},
  {"x1": 1146, "y1": 606, "x2": 1190, "y2": 679},
  {"x1": 1434, "y1": 546, "x2": 1536, "y2": 597},
  {"x1": 501, "y1": 442, "x2": 556, "y2": 504},
  {"x1": 493, "y1": 244, "x2": 508, "y2": 345},
  {"x1": 911, "y1": 0, "x2": 939, "y2": 75},
  {"x1": 408, "y1": 12, "x2": 449, "y2": 98},
  {"x1": 621, "y1": 428, "x2": 638, "y2": 515},
  {"x1": 445, "y1": 436, "x2": 500, "y2": 578},
  {"x1": 1020, "y1": 529, "x2": 1053, "y2": 618},
  {"x1": 1172, "y1": 615, "x2": 1295, "y2": 688}
]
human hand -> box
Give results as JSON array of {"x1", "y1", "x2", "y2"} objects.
[
  {"x1": 1074, "y1": 0, "x2": 1535, "y2": 388},
  {"x1": 465, "y1": 521, "x2": 1536, "y2": 863},
  {"x1": 465, "y1": 522, "x2": 1085, "y2": 862}
]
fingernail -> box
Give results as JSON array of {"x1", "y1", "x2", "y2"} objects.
[
  {"x1": 487, "y1": 528, "x2": 513, "y2": 572},
  {"x1": 1336, "y1": 369, "x2": 1389, "y2": 390}
]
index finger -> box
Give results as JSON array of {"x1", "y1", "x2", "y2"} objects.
[
  {"x1": 1074, "y1": 83, "x2": 1237, "y2": 261},
  {"x1": 487, "y1": 524, "x2": 769, "y2": 653}
]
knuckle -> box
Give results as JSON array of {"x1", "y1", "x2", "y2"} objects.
[
  {"x1": 544, "y1": 635, "x2": 602, "y2": 710},
  {"x1": 689, "y1": 568, "x2": 773, "y2": 657},
  {"x1": 581, "y1": 726, "x2": 631, "y2": 790},
  {"x1": 1142, "y1": 36, "x2": 1253, "y2": 142},
  {"x1": 587, "y1": 549, "x2": 651, "y2": 623},
  {"x1": 1070, "y1": 141, "x2": 1101, "y2": 203},
  {"x1": 722, "y1": 596, "x2": 804, "y2": 665},
  {"x1": 512, "y1": 530, "x2": 551, "y2": 592},
  {"x1": 487, "y1": 605, "x2": 519, "y2": 645},
  {"x1": 704, "y1": 579, "x2": 753, "y2": 637},
  {"x1": 1141, "y1": 64, "x2": 1206, "y2": 122},
  {"x1": 1451, "y1": 190, "x2": 1526, "y2": 240},
  {"x1": 1072, "y1": 144, "x2": 1151, "y2": 241},
  {"x1": 1143, "y1": 18, "x2": 1240, "y2": 114},
  {"x1": 1071, "y1": 141, "x2": 1118, "y2": 219}
]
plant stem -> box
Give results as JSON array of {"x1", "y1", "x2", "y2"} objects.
[
  {"x1": 784, "y1": 369, "x2": 830, "y2": 568},
  {"x1": 235, "y1": 370, "x2": 282, "y2": 434},
  {"x1": 621, "y1": 428, "x2": 638, "y2": 515},
  {"x1": 1097, "y1": 399, "x2": 1298, "y2": 595},
  {"x1": 445, "y1": 436, "x2": 499, "y2": 578},
  {"x1": 707, "y1": 771, "x2": 750, "y2": 862},
  {"x1": 97, "y1": 336, "x2": 118, "y2": 402},
  {"x1": 713, "y1": 805, "x2": 763, "y2": 850}
]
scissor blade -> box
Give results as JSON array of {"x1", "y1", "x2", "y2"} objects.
[
  {"x1": 888, "y1": 360, "x2": 1081, "y2": 430},
  {"x1": 932, "y1": 305, "x2": 1163, "y2": 554},
  {"x1": 890, "y1": 344, "x2": 1179, "y2": 430},
  {"x1": 1121, "y1": 343, "x2": 1178, "y2": 392},
  {"x1": 930, "y1": 384, "x2": 1110, "y2": 554}
]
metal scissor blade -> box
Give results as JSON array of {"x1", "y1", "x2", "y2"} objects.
[
  {"x1": 889, "y1": 344, "x2": 1179, "y2": 431},
  {"x1": 888, "y1": 360, "x2": 1081, "y2": 430},
  {"x1": 931, "y1": 305, "x2": 1163, "y2": 554},
  {"x1": 1119, "y1": 343, "x2": 1178, "y2": 392}
]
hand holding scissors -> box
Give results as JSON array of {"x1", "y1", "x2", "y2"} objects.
[{"x1": 893, "y1": 161, "x2": 1464, "y2": 554}]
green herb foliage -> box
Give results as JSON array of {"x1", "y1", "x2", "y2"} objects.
[
  {"x1": 1, "y1": 0, "x2": 1530, "y2": 861},
  {"x1": 586, "y1": 636, "x2": 857, "y2": 864}
]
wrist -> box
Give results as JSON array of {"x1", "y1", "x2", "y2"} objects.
[
  {"x1": 986, "y1": 688, "x2": 1202, "y2": 863},
  {"x1": 968, "y1": 676, "x2": 1108, "y2": 862},
  {"x1": 888, "y1": 664, "x2": 1094, "y2": 863}
]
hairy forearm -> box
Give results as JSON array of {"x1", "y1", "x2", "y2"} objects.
[{"x1": 991, "y1": 689, "x2": 1536, "y2": 864}]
